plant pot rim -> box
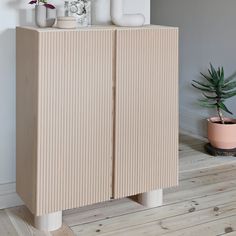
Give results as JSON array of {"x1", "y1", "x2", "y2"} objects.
[{"x1": 207, "y1": 116, "x2": 236, "y2": 125}]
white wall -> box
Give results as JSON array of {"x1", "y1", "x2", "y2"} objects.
[
  {"x1": 0, "y1": 0, "x2": 150, "y2": 209},
  {"x1": 151, "y1": 0, "x2": 236, "y2": 137}
]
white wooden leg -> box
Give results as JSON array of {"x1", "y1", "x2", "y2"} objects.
[
  {"x1": 34, "y1": 211, "x2": 62, "y2": 231},
  {"x1": 138, "y1": 189, "x2": 163, "y2": 208}
]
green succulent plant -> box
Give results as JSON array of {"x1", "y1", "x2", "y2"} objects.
[{"x1": 192, "y1": 64, "x2": 236, "y2": 124}]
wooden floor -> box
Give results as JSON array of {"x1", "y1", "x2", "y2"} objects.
[{"x1": 2, "y1": 134, "x2": 236, "y2": 236}]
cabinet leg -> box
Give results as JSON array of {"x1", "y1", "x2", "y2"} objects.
[
  {"x1": 34, "y1": 211, "x2": 62, "y2": 231},
  {"x1": 138, "y1": 189, "x2": 163, "y2": 208}
]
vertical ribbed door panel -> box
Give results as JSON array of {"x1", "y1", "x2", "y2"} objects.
[
  {"x1": 16, "y1": 28, "x2": 114, "y2": 216},
  {"x1": 114, "y1": 27, "x2": 179, "y2": 198},
  {"x1": 36, "y1": 30, "x2": 114, "y2": 215}
]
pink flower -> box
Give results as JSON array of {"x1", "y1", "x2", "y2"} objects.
[
  {"x1": 43, "y1": 3, "x2": 55, "y2": 9},
  {"x1": 28, "y1": 0, "x2": 55, "y2": 9},
  {"x1": 28, "y1": 0, "x2": 37, "y2": 4}
]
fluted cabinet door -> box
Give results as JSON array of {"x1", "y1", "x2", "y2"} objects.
[
  {"x1": 16, "y1": 28, "x2": 114, "y2": 215},
  {"x1": 114, "y1": 27, "x2": 179, "y2": 198}
]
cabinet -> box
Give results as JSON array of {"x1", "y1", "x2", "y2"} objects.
[
  {"x1": 16, "y1": 26, "x2": 178, "y2": 231},
  {"x1": 114, "y1": 28, "x2": 179, "y2": 199}
]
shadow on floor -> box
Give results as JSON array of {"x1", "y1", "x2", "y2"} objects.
[{"x1": 179, "y1": 133, "x2": 207, "y2": 153}]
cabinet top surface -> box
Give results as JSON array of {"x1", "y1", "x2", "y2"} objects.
[{"x1": 17, "y1": 24, "x2": 178, "y2": 32}]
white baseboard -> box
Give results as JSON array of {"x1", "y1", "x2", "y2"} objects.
[{"x1": 0, "y1": 182, "x2": 23, "y2": 209}]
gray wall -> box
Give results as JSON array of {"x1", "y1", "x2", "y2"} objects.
[{"x1": 151, "y1": 0, "x2": 236, "y2": 137}]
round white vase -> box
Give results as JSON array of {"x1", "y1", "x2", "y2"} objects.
[
  {"x1": 35, "y1": 5, "x2": 56, "y2": 28},
  {"x1": 110, "y1": 0, "x2": 145, "y2": 27},
  {"x1": 91, "y1": 0, "x2": 111, "y2": 25},
  {"x1": 35, "y1": 5, "x2": 47, "y2": 27},
  {"x1": 47, "y1": 7, "x2": 57, "y2": 27}
]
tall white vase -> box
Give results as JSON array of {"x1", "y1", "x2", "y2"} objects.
[
  {"x1": 35, "y1": 5, "x2": 47, "y2": 27},
  {"x1": 110, "y1": 0, "x2": 145, "y2": 27},
  {"x1": 47, "y1": 7, "x2": 57, "y2": 27},
  {"x1": 91, "y1": 0, "x2": 145, "y2": 26},
  {"x1": 35, "y1": 5, "x2": 56, "y2": 28},
  {"x1": 91, "y1": 0, "x2": 111, "y2": 25}
]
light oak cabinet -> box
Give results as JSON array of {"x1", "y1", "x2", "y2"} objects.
[
  {"x1": 16, "y1": 26, "x2": 178, "y2": 230},
  {"x1": 114, "y1": 28, "x2": 179, "y2": 199}
]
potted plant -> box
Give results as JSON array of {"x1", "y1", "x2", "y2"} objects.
[
  {"x1": 192, "y1": 64, "x2": 236, "y2": 149},
  {"x1": 29, "y1": 0, "x2": 56, "y2": 28}
]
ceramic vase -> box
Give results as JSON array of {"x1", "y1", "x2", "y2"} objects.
[
  {"x1": 91, "y1": 0, "x2": 145, "y2": 27},
  {"x1": 35, "y1": 5, "x2": 56, "y2": 28},
  {"x1": 110, "y1": 0, "x2": 145, "y2": 27},
  {"x1": 91, "y1": 0, "x2": 111, "y2": 25}
]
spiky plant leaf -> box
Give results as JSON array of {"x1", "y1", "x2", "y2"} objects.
[
  {"x1": 225, "y1": 71, "x2": 236, "y2": 84},
  {"x1": 200, "y1": 72, "x2": 216, "y2": 85},
  {"x1": 217, "y1": 67, "x2": 221, "y2": 79},
  {"x1": 218, "y1": 67, "x2": 225, "y2": 87},
  {"x1": 199, "y1": 98, "x2": 209, "y2": 102},
  {"x1": 208, "y1": 69, "x2": 214, "y2": 81},
  {"x1": 210, "y1": 63, "x2": 219, "y2": 81},
  {"x1": 191, "y1": 83, "x2": 215, "y2": 93},
  {"x1": 192, "y1": 63, "x2": 236, "y2": 120},
  {"x1": 192, "y1": 80, "x2": 213, "y2": 89},
  {"x1": 202, "y1": 93, "x2": 218, "y2": 100},
  {"x1": 222, "y1": 90, "x2": 236, "y2": 99},
  {"x1": 218, "y1": 102, "x2": 233, "y2": 115},
  {"x1": 223, "y1": 81, "x2": 236, "y2": 91},
  {"x1": 198, "y1": 101, "x2": 217, "y2": 108},
  {"x1": 221, "y1": 67, "x2": 225, "y2": 80}
]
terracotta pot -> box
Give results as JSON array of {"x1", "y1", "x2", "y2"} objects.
[{"x1": 207, "y1": 117, "x2": 236, "y2": 149}]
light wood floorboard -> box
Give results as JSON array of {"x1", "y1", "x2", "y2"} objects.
[
  {"x1": 1, "y1": 134, "x2": 236, "y2": 235},
  {"x1": 0, "y1": 210, "x2": 18, "y2": 236}
]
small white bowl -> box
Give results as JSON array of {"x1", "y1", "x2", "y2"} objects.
[{"x1": 57, "y1": 16, "x2": 77, "y2": 29}]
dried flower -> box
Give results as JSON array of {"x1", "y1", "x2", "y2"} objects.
[{"x1": 28, "y1": 0, "x2": 55, "y2": 9}]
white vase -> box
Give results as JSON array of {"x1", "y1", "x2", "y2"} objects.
[
  {"x1": 35, "y1": 5, "x2": 47, "y2": 27},
  {"x1": 91, "y1": 0, "x2": 111, "y2": 25},
  {"x1": 110, "y1": 0, "x2": 145, "y2": 27},
  {"x1": 47, "y1": 7, "x2": 57, "y2": 27},
  {"x1": 90, "y1": 0, "x2": 145, "y2": 27},
  {"x1": 35, "y1": 5, "x2": 56, "y2": 28}
]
